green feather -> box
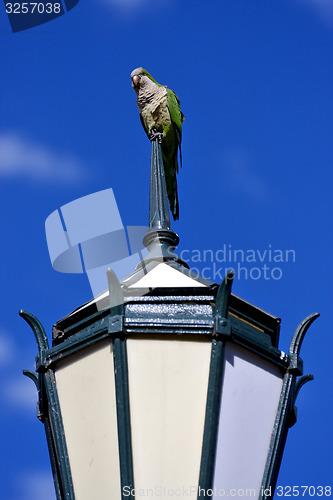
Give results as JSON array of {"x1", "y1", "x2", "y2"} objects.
[
  {"x1": 161, "y1": 89, "x2": 185, "y2": 219},
  {"x1": 141, "y1": 68, "x2": 163, "y2": 87},
  {"x1": 132, "y1": 68, "x2": 185, "y2": 220},
  {"x1": 166, "y1": 88, "x2": 184, "y2": 168},
  {"x1": 166, "y1": 88, "x2": 184, "y2": 136}
]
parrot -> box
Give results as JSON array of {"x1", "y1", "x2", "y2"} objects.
[{"x1": 130, "y1": 67, "x2": 184, "y2": 221}]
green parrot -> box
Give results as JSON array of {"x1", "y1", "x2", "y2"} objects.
[{"x1": 131, "y1": 67, "x2": 184, "y2": 221}]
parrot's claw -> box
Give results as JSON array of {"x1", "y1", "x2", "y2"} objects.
[{"x1": 150, "y1": 129, "x2": 164, "y2": 144}]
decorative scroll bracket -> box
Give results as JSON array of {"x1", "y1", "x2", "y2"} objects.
[
  {"x1": 214, "y1": 270, "x2": 235, "y2": 338},
  {"x1": 261, "y1": 312, "x2": 319, "y2": 498}
]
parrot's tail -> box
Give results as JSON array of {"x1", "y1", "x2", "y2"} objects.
[
  {"x1": 170, "y1": 182, "x2": 179, "y2": 221},
  {"x1": 163, "y1": 157, "x2": 179, "y2": 221}
]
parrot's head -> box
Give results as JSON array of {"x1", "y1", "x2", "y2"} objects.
[{"x1": 131, "y1": 67, "x2": 160, "y2": 95}]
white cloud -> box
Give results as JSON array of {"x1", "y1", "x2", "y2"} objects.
[
  {"x1": 293, "y1": 0, "x2": 333, "y2": 25},
  {"x1": 223, "y1": 151, "x2": 270, "y2": 202},
  {"x1": 0, "y1": 330, "x2": 14, "y2": 366},
  {"x1": 2, "y1": 376, "x2": 38, "y2": 410},
  {"x1": 16, "y1": 471, "x2": 55, "y2": 500},
  {"x1": 100, "y1": 0, "x2": 148, "y2": 12},
  {"x1": 100, "y1": 0, "x2": 169, "y2": 14},
  {"x1": 0, "y1": 132, "x2": 88, "y2": 183},
  {"x1": 104, "y1": 0, "x2": 146, "y2": 6}
]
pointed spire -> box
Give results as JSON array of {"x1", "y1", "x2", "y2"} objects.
[
  {"x1": 149, "y1": 138, "x2": 171, "y2": 230},
  {"x1": 137, "y1": 139, "x2": 188, "y2": 269}
]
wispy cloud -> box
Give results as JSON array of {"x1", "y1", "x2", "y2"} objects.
[
  {"x1": 100, "y1": 0, "x2": 148, "y2": 12},
  {"x1": 100, "y1": 0, "x2": 169, "y2": 14},
  {"x1": 223, "y1": 151, "x2": 270, "y2": 202},
  {"x1": 2, "y1": 376, "x2": 38, "y2": 410},
  {"x1": 103, "y1": 0, "x2": 147, "y2": 6},
  {"x1": 293, "y1": 0, "x2": 333, "y2": 25},
  {"x1": 0, "y1": 330, "x2": 14, "y2": 366},
  {"x1": 16, "y1": 471, "x2": 55, "y2": 500},
  {"x1": 0, "y1": 132, "x2": 88, "y2": 183}
]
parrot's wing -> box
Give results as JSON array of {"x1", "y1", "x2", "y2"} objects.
[{"x1": 166, "y1": 88, "x2": 185, "y2": 167}]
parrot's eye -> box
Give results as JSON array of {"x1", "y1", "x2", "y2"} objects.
[{"x1": 132, "y1": 75, "x2": 141, "y2": 87}]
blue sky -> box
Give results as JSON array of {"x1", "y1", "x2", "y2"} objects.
[{"x1": 0, "y1": 0, "x2": 332, "y2": 498}]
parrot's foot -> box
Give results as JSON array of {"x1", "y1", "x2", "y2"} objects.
[{"x1": 150, "y1": 129, "x2": 164, "y2": 144}]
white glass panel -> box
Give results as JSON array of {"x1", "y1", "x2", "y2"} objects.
[
  {"x1": 127, "y1": 336, "x2": 211, "y2": 498},
  {"x1": 213, "y1": 343, "x2": 283, "y2": 499},
  {"x1": 55, "y1": 340, "x2": 121, "y2": 500}
]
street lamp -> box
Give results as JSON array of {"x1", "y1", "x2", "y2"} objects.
[{"x1": 21, "y1": 140, "x2": 319, "y2": 500}]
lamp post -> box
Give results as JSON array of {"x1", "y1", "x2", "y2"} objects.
[{"x1": 21, "y1": 140, "x2": 319, "y2": 500}]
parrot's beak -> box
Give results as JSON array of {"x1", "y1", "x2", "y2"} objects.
[{"x1": 132, "y1": 75, "x2": 141, "y2": 87}]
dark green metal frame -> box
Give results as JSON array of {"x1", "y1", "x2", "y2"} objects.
[
  {"x1": 198, "y1": 271, "x2": 234, "y2": 498},
  {"x1": 260, "y1": 313, "x2": 319, "y2": 499},
  {"x1": 21, "y1": 278, "x2": 318, "y2": 500},
  {"x1": 20, "y1": 310, "x2": 74, "y2": 500},
  {"x1": 108, "y1": 269, "x2": 134, "y2": 499},
  {"x1": 21, "y1": 140, "x2": 319, "y2": 500}
]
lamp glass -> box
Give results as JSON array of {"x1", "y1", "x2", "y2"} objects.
[
  {"x1": 55, "y1": 339, "x2": 122, "y2": 500},
  {"x1": 212, "y1": 343, "x2": 283, "y2": 499},
  {"x1": 127, "y1": 335, "x2": 212, "y2": 498}
]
